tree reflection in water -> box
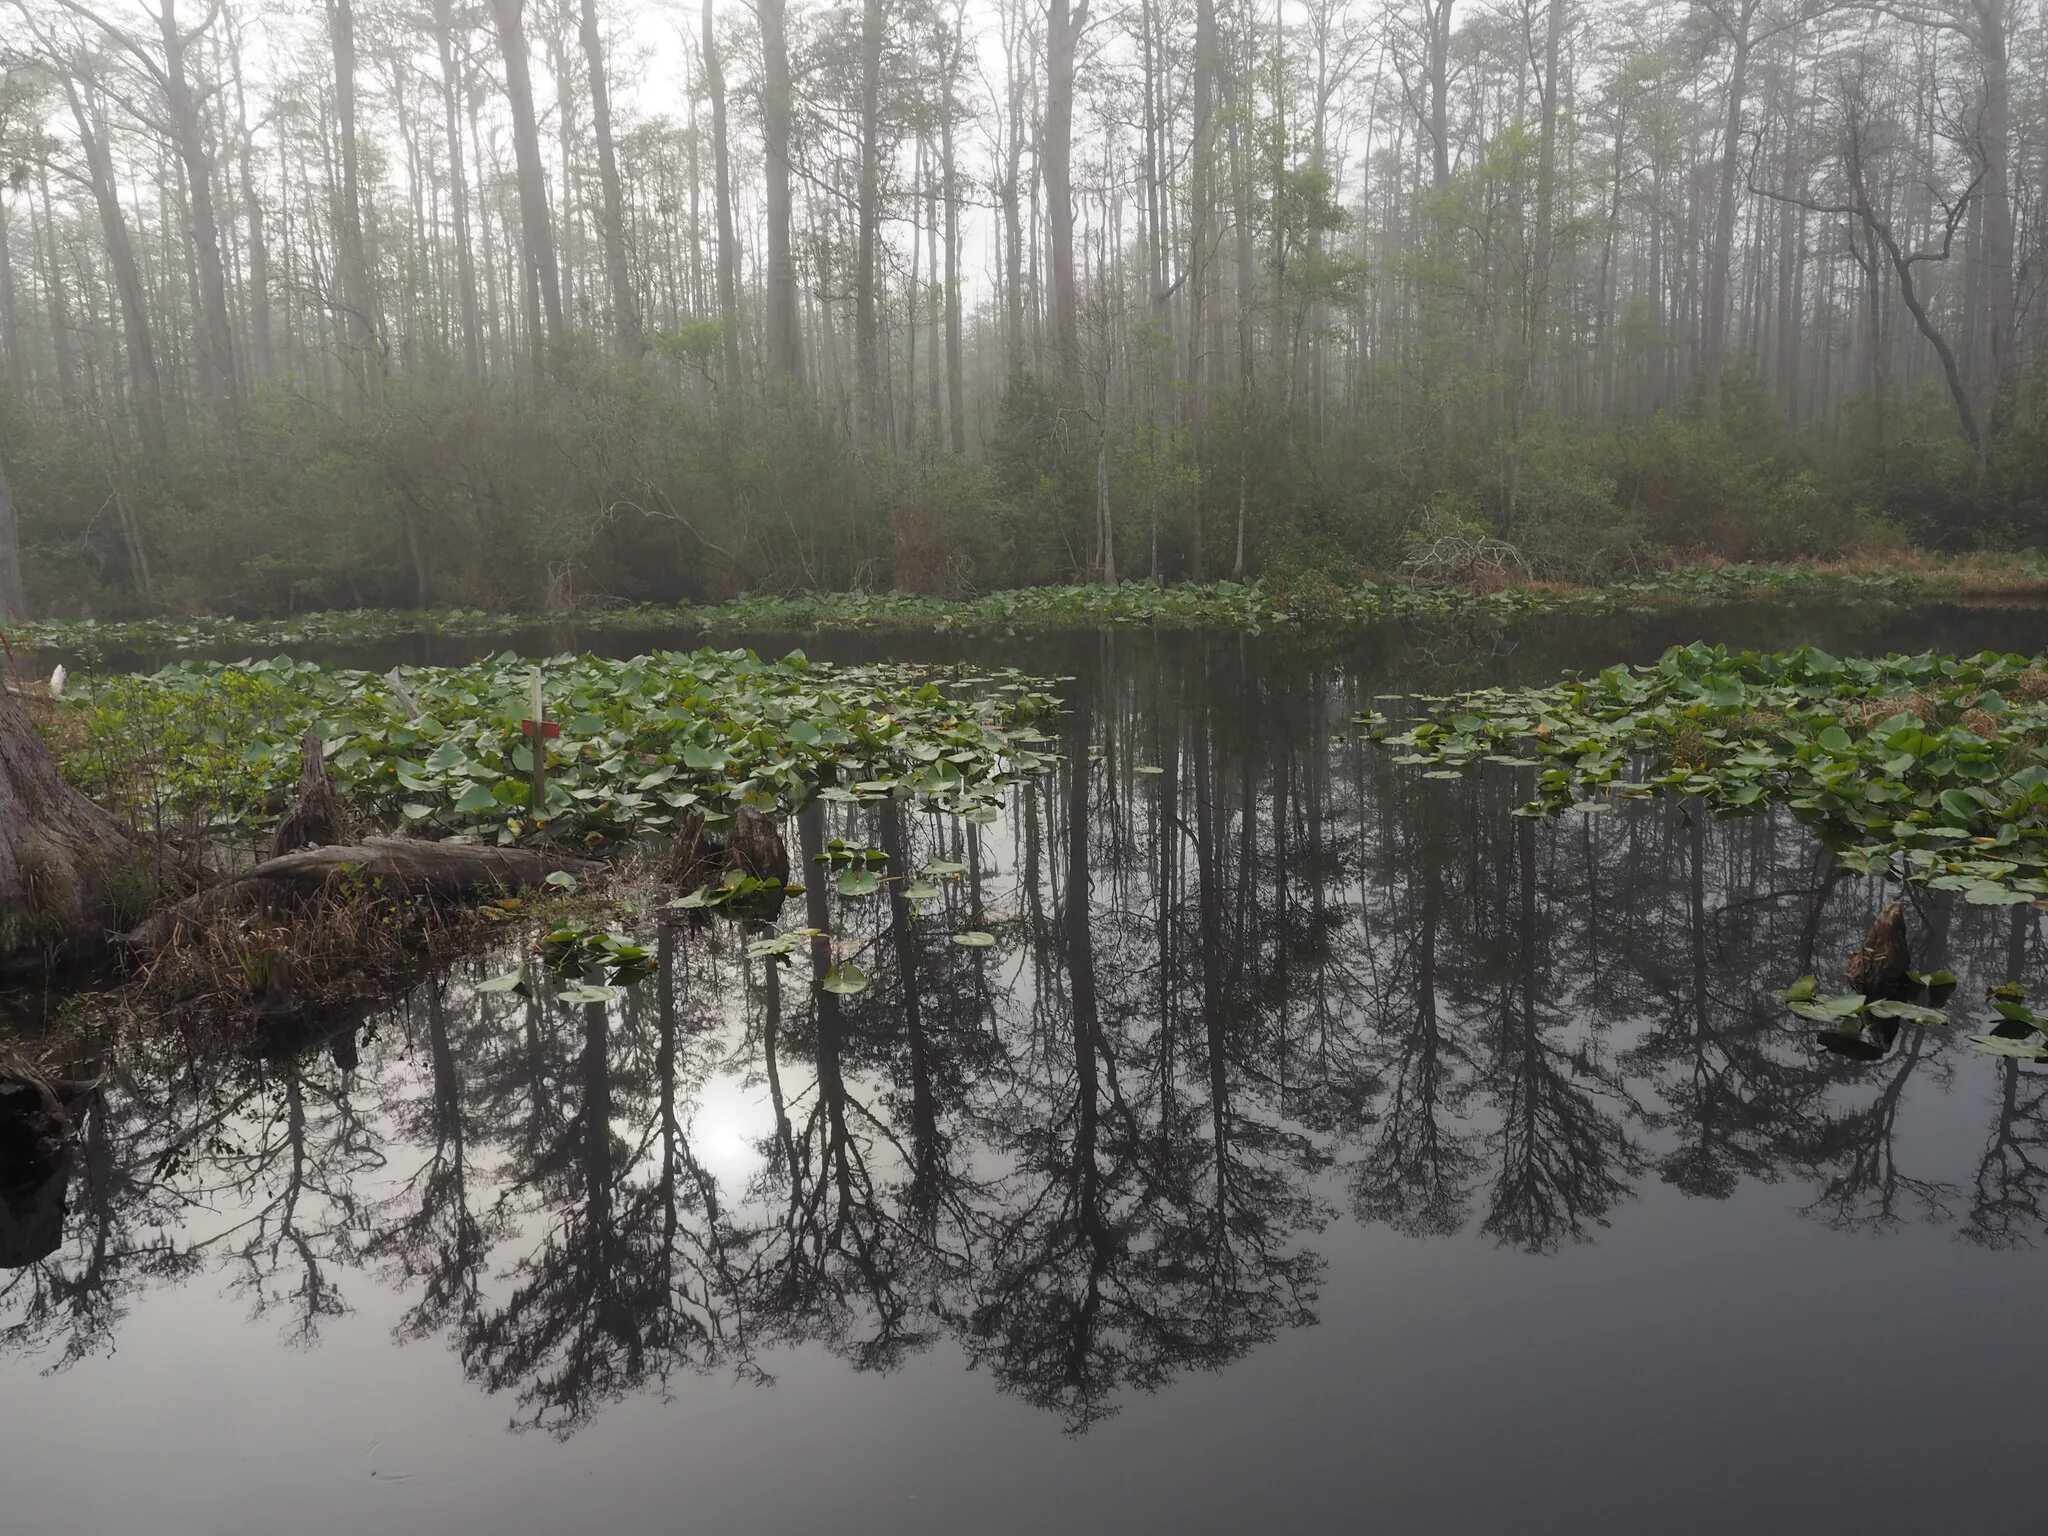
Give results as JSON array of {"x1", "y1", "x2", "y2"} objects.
[{"x1": 8, "y1": 627, "x2": 2048, "y2": 1433}]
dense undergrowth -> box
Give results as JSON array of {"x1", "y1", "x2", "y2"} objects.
[
  {"x1": 53, "y1": 649, "x2": 1059, "y2": 850},
  {"x1": 1367, "y1": 642, "x2": 2048, "y2": 905},
  {"x1": 9, "y1": 364, "x2": 2046, "y2": 619},
  {"x1": 17, "y1": 557, "x2": 2046, "y2": 659}
]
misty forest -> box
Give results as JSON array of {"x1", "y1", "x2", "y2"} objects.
[
  {"x1": 0, "y1": 0, "x2": 2041, "y2": 614},
  {"x1": 5, "y1": 2, "x2": 2048, "y2": 1532}
]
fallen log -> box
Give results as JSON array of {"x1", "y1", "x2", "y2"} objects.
[{"x1": 123, "y1": 837, "x2": 601, "y2": 953}]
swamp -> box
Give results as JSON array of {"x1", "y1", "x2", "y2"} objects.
[
  {"x1": 6, "y1": 0, "x2": 2048, "y2": 1521},
  {"x1": 5, "y1": 592, "x2": 2048, "y2": 1532}
]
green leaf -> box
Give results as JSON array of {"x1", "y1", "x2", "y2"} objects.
[
  {"x1": 836, "y1": 868, "x2": 880, "y2": 897},
  {"x1": 1865, "y1": 999, "x2": 1949, "y2": 1025},
  {"x1": 952, "y1": 930, "x2": 996, "y2": 948},
  {"x1": 455, "y1": 783, "x2": 498, "y2": 814},
  {"x1": 822, "y1": 961, "x2": 868, "y2": 995},
  {"x1": 1783, "y1": 975, "x2": 1817, "y2": 1004},
  {"x1": 477, "y1": 965, "x2": 525, "y2": 993},
  {"x1": 1969, "y1": 1033, "x2": 2048, "y2": 1060},
  {"x1": 1790, "y1": 994, "x2": 1868, "y2": 1021}
]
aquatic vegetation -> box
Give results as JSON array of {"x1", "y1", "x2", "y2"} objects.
[
  {"x1": 1781, "y1": 971, "x2": 2048, "y2": 1064},
  {"x1": 1367, "y1": 643, "x2": 2048, "y2": 900},
  {"x1": 19, "y1": 558, "x2": 2038, "y2": 658},
  {"x1": 53, "y1": 648, "x2": 1058, "y2": 846}
]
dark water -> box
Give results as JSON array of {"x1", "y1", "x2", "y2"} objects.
[{"x1": 8, "y1": 603, "x2": 2048, "y2": 1535}]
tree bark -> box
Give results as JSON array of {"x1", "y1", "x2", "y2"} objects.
[
  {"x1": 854, "y1": 0, "x2": 884, "y2": 444},
  {"x1": 57, "y1": 72, "x2": 164, "y2": 455},
  {"x1": 489, "y1": 0, "x2": 565, "y2": 361},
  {"x1": 1044, "y1": 0, "x2": 1088, "y2": 397},
  {"x1": 580, "y1": 0, "x2": 643, "y2": 356},
  {"x1": 124, "y1": 837, "x2": 599, "y2": 954},
  {"x1": 0, "y1": 449, "x2": 25, "y2": 622},
  {"x1": 759, "y1": 0, "x2": 804, "y2": 383},
  {"x1": 702, "y1": 0, "x2": 742, "y2": 384},
  {"x1": 327, "y1": 0, "x2": 382, "y2": 390},
  {"x1": 0, "y1": 685, "x2": 154, "y2": 976}
]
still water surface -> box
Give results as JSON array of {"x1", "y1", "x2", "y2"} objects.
[{"x1": 6, "y1": 602, "x2": 2048, "y2": 1534}]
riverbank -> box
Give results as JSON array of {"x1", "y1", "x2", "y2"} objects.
[{"x1": 14, "y1": 554, "x2": 2047, "y2": 659}]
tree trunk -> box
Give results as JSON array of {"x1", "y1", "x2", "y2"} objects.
[
  {"x1": 581, "y1": 0, "x2": 643, "y2": 356},
  {"x1": 433, "y1": 0, "x2": 484, "y2": 376},
  {"x1": 941, "y1": 13, "x2": 966, "y2": 452},
  {"x1": 489, "y1": 0, "x2": 565, "y2": 360},
  {"x1": 0, "y1": 686, "x2": 154, "y2": 975},
  {"x1": 1044, "y1": 0, "x2": 1087, "y2": 397},
  {"x1": 1703, "y1": 11, "x2": 1752, "y2": 399},
  {"x1": 159, "y1": 0, "x2": 239, "y2": 423},
  {"x1": 0, "y1": 449, "x2": 25, "y2": 622},
  {"x1": 0, "y1": 192, "x2": 22, "y2": 396},
  {"x1": 59, "y1": 75, "x2": 164, "y2": 455},
  {"x1": 854, "y1": 0, "x2": 884, "y2": 444},
  {"x1": 327, "y1": 0, "x2": 381, "y2": 390},
  {"x1": 702, "y1": 0, "x2": 742, "y2": 384},
  {"x1": 759, "y1": 0, "x2": 803, "y2": 383}
]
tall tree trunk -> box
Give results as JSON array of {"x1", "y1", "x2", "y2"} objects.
[
  {"x1": 854, "y1": 0, "x2": 884, "y2": 444},
  {"x1": 1044, "y1": 0, "x2": 1088, "y2": 397},
  {"x1": 328, "y1": 0, "x2": 380, "y2": 390},
  {"x1": 433, "y1": 0, "x2": 483, "y2": 376},
  {"x1": 941, "y1": 12, "x2": 966, "y2": 451},
  {"x1": 0, "y1": 448, "x2": 25, "y2": 621},
  {"x1": 1190, "y1": 0, "x2": 1220, "y2": 577},
  {"x1": 158, "y1": 0, "x2": 239, "y2": 423},
  {"x1": 34, "y1": 168, "x2": 76, "y2": 405},
  {"x1": 1002, "y1": 1, "x2": 1027, "y2": 373},
  {"x1": 0, "y1": 193, "x2": 23, "y2": 396},
  {"x1": 580, "y1": 0, "x2": 643, "y2": 356},
  {"x1": 1703, "y1": 6, "x2": 1753, "y2": 399},
  {"x1": 489, "y1": 0, "x2": 565, "y2": 360},
  {"x1": 759, "y1": 0, "x2": 803, "y2": 382},
  {"x1": 60, "y1": 76, "x2": 164, "y2": 455},
  {"x1": 1973, "y1": 0, "x2": 2013, "y2": 417},
  {"x1": 228, "y1": 12, "x2": 273, "y2": 383},
  {"x1": 702, "y1": 0, "x2": 742, "y2": 384}
]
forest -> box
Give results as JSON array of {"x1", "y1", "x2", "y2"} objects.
[{"x1": 0, "y1": 0, "x2": 2044, "y2": 619}]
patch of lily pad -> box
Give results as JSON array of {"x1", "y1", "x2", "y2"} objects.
[
  {"x1": 16, "y1": 560, "x2": 2012, "y2": 658},
  {"x1": 1366, "y1": 642, "x2": 2048, "y2": 902},
  {"x1": 1782, "y1": 972, "x2": 2048, "y2": 1064},
  {"x1": 53, "y1": 647, "x2": 1058, "y2": 845}
]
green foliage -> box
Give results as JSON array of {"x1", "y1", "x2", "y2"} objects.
[
  {"x1": 21, "y1": 560, "x2": 2027, "y2": 659},
  {"x1": 1367, "y1": 642, "x2": 2048, "y2": 898},
  {"x1": 55, "y1": 648, "x2": 1059, "y2": 846}
]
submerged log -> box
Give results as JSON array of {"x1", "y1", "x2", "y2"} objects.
[
  {"x1": 1847, "y1": 899, "x2": 1912, "y2": 997},
  {"x1": 124, "y1": 837, "x2": 601, "y2": 953},
  {"x1": 0, "y1": 685, "x2": 159, "y2": 977},
  {"x1": 272, "y1": 730, "x2": 339, "y2": 856}
]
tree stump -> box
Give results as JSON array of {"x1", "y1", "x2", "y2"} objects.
[
  {"x1": 727, "y1": 807, "x2": 790, "y2": 887},
  {"x1": 1847, "y1": 899, "x2": 1912, "y2": 998},
  {"x1": 272, "y1": 730, "x2": 340, "y2": 856},
  {"x1": 0, "y1": 686, "x2": 157, "y2": 977}
]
